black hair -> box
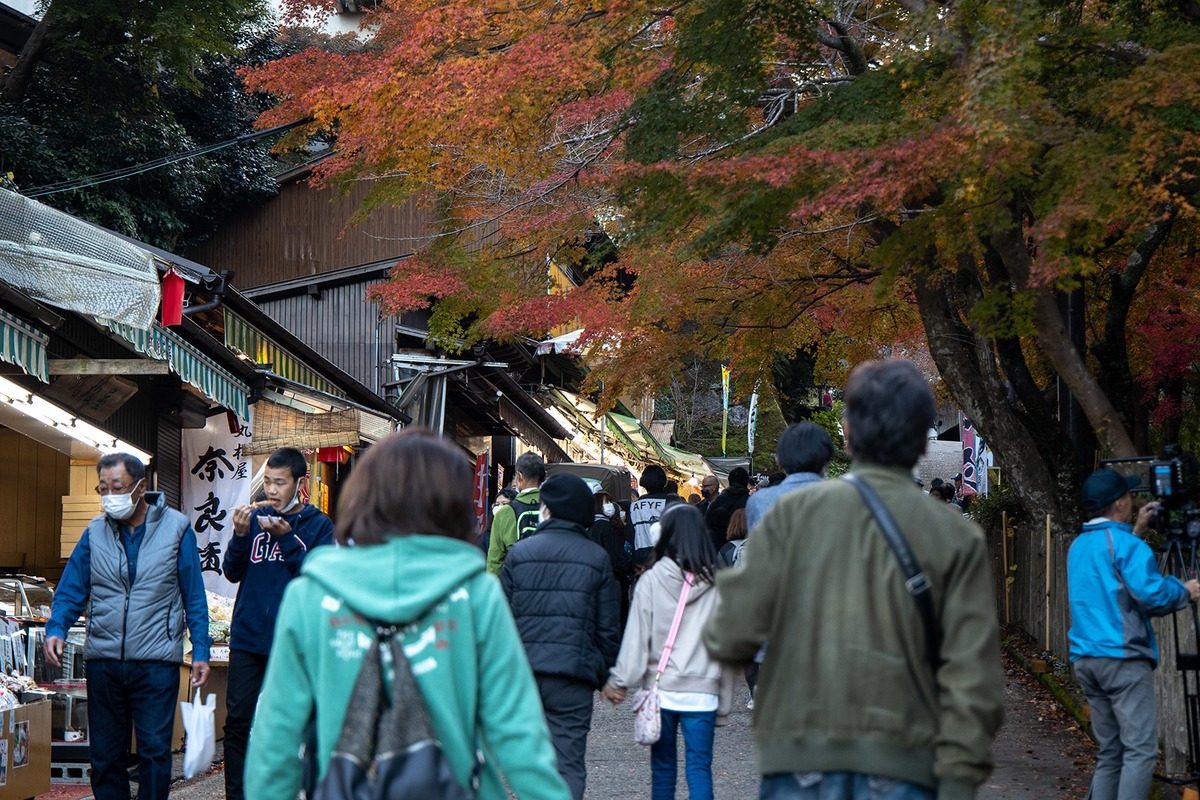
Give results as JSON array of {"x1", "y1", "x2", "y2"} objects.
[
  {"x1": 727, "y1": 467, "x2": 749, "y2": 488},
  {"x1": 654, "y1": 503, "x2": 718, "y2": 583},
  {"x1": 515, "y1": 452, "x2": 546, "y2": 484},
  {"x1": 498, "y1": 487, "x2": 518, "y2": 501},
  {"x1": 768, "y1": 472, "x2": 786, "y2": 486},
  {"x1": 640, "y1": 465, "x2": 668, "y2": 493},
  {"x1": 930, "y1": 478, "x2": 944, "y2": 489},
  {"x1": 775, "y1": 422, "x2": 835, "y2": 475},
  {"x1": 97, "y1": 453, "x2": 145, "y2": 484},
  {"x1": 267, "y1": 447, "x2": 308, "y2": 480},
  {"x1": 665, "y1": 480, "x2": 678, "y2": 495},
  {"x1": 844, "y1": 359, "x2": 935, "y2": 468}
]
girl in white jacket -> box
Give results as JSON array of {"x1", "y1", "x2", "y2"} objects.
[{"x1": 602, "y1": 503, "x2": 734, "y2": 800}]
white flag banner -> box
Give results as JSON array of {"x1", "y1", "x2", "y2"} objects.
[
  {"x1": 747, "y1": 390, "x2": 759, "y2": 456},
  {"x1": 183, "y1": 412, "x2": 253, "y2": 598}
]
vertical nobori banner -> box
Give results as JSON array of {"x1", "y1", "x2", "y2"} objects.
[
  {"x1": 960, "y1": 415, "x2": 981, "y2": 498},
  {"x1": 183, "y1": 412, "x2": 253, "y2": 598},
  {"x1": 721, "y1": 366, "x2": 731, "y2": 456},
  {"x1": 747, "y1": 388, "x2": 759, "y2": 459},
  {"x1": 473, "y1": 450, "x2": 489, "y2": 537}
]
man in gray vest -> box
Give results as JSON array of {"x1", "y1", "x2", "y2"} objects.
[{"x1": 45, "y1": 453, "x2": 212, "y2": 800}]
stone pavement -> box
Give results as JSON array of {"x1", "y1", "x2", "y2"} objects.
[{"x1": 56, "y1": 657, "x2": 1098, "y2": 799}]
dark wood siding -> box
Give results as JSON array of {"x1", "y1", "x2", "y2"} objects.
[
  {"x1": 258, "y1": 280, "x2": 390, "y2": 392},
  {"x1": 185, "y1": 179, "x2": 437, "y2": 288}
]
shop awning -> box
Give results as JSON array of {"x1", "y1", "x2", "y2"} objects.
[
  {"x1": 499, "y1": 396, "x2": 571, "y2": 463},
  {"x1": 98, "y1": 319, "x2": 251, "y2": 421},
  {"x1": 0, "y1": 310, "x2": 48, "y2": 383},
  {"x1": 245, "y1": 397, "x2": 360, "y2": 456},
  {"x1": 542, "y1": 389, "x2": 714, "y2": 480}
]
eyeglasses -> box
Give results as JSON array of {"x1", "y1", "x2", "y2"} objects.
[{"x1": 94, "y1": 484, "x2": 137, "y2": 497}]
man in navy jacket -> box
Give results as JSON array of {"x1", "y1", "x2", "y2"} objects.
[{"x1": 222, "y1": 448, "x2": 333, "y2": 800}]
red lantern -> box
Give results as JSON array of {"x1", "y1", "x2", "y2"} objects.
[
  {"x1": 318, "y1": 447, "x2": 349, "y2": 463},
  {"x1": 161, "y1": 268, "x2": 185, "y2": 327}
]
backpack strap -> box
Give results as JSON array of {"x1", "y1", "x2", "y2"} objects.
[
  {"x1": 843, "y1": 474, "x2": 943, "y2": 669},
  {"x1": 507, "y1": 498, "x2": 541, "y2": 540}
]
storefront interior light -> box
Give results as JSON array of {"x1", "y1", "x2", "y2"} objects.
[{"x1": 0, "y1": 376, "x2": 152, "y2": 463}]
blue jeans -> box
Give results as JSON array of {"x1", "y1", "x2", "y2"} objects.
[
  {"x1": 86, "y1": 660, "x2": 181, "y2": 800},
  {"x1": 650, "y1": 708, "x2": 716, "y2": 800},
  {"x1": 760, "y1": 772, "x2": 935, "y2": 800}
]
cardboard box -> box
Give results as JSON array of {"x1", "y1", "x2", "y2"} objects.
[{"x1": 0, "y1": 699, "x2": 51, "y2": 799}]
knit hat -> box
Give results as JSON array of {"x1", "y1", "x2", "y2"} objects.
[{"x1": 539, "y1": 473, "x2": 594, "y2": 528}]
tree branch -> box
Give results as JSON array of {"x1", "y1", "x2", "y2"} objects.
[
  {"x1": 1034, "y1": 37, "x2": 1153, "y2": 64},
  {"x1": 1092, "y1": 205, "x2": 1176, "y2": 435},
  {"x1": 1, "y1": 4, "x2": 54, "y2": 105},
  {"x1": 990, "y1": 216, "x2": 1138, "y2": 458}
]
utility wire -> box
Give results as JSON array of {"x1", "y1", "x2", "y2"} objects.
[{"x1": 24, "y1": 119, "x2": 311, "y2": 198}]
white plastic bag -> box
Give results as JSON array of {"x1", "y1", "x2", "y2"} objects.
[{"x1": 180, "y1": 689, "x2": 216, "y2": 779}]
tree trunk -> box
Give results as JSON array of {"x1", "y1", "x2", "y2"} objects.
[
  {"x1": 990, "y1": 224, "x2": 1138, "y2": 458},
  {"x1": 1093, "y1": 208, "x2": 1176, "y2": 436},
  {"x1": 911, "y1": 271, "x2": 1077, "y2": 538},
  {"x1": 1, "y1": 5, "x2": 54, "y2": 106}
]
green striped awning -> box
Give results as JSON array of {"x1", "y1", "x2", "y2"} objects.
[
  {"x1": 0, "y1": 310, "x2": 48, "y2": 383},
  {"x1": 98, "y1": 318, "x2": 251, "y2": 421},
  {"x1": 223, "y1": 312, "x2": 341, "y2": 398}
]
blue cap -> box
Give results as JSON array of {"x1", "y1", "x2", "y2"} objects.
[{"x1": 1082, "y1": 468, "x2": 1140, "y2": 515}]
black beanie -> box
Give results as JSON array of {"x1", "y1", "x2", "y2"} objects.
[{"x1": 539, "y1": 473, "x2": 594, "y2": 528}]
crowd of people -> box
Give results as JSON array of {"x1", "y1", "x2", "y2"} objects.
[{"x1": 42, "y1": 356, "x2": 1197, "y2": 800}]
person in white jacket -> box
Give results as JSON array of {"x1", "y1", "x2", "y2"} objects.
[{"x1": 602, "y1": 502, "x2": 734, "y2": 800}]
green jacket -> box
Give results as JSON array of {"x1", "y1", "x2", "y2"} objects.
[
  {"x1": 486, "y1": 487, "x2": 539, "y2": 575},
  {"x1": 245, "y1": 534, "x2": 570, "y2": 800},
  {"x1": 703, "y1": 464, "x2": 1004, "y2": 800}
]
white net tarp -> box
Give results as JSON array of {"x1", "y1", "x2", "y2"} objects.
[{"x1": 0, "y1": 189, "x2": 160, "y2": 329}]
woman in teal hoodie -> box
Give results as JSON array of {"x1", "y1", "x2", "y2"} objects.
[{"x1": 244, "y1": 430, "x2": 571, "y2": 800}]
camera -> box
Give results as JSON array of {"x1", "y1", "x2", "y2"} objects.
[{"x1": 1149, "y1": 445, "x2": 1200, "y2": 542}]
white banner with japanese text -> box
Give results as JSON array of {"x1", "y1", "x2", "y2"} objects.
[{"x1": 183, "y1": 412, "x2": 253, "y2": 598}]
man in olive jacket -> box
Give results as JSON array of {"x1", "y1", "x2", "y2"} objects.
[{"x1": 704, "y1": 359, "x2": 1004, "y2": 800}]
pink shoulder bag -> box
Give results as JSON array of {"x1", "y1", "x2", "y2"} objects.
[{"x1": 632, "y1": 573, "x2": 693, "y2": 746}]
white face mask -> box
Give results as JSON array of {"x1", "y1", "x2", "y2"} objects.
[
  {"x1": 280, "y1": 483, "x2": 302, "y2": 514},
  {"x1": 492, "y1": 505, "x2": 504, "y2": 515},
  {"x1": 602, "y1": 502, "x2": 616, "y2": 517},
  {"x1": 101, "y1": 479, "x2": 143, "y2": 521},
  {"x1": 539, "y1": 507, "x2": 551, "y2": 525}
]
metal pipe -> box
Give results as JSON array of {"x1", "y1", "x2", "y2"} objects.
[{"x1": 182, "y1": 270, "x2": 232, "y2": 316}]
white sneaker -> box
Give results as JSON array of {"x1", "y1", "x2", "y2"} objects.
[{"x1": 746, "y1": 698, "x2": 754, "y2": 710}]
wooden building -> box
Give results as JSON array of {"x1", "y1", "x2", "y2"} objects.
[{"x1": 190, "y1": 167, "x2": 576, "y2": 476}]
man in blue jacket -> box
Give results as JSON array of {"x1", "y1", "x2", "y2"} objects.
[
  {"x1": 45, "y1": 453, "x2": 212, "y2": 800},
  {"x1": 744, "y1": 422, "x2": 834, "y2": 532},
  {"x1": 222, "y1": 447, "x2": 333, "y2": 800},
  {"x1": 1068, "y1": 468, "x2": 1200, "y2": 800}
]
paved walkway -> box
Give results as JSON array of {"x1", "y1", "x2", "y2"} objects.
[{"x1": 46, "y1": 658, "x2": 1097, "y2": 799}]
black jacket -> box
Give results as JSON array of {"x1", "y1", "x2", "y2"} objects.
[
  {"x1": 500, "y1": 517, "x2": 621, "y2": 687},
  {"x1": 705, "y1": 485, "x2": 750, "y2": 552},
  {"x1": 587, "y1": 516, "x2": 633, "y2": 583}
]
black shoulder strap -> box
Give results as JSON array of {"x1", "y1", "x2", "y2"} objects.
[{"x1": 844, "y1": 474, "x2": 942, "y2": 669}]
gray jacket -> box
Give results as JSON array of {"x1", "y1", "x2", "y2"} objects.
[{"x1": 85, "y1": 495, "x2": 190, "y2": 663}]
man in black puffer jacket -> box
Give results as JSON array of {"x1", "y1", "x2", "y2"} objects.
[{"x1": 500, "y1": 472, "x2": 621, "y2": 800}]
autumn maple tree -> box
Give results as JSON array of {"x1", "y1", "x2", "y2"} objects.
[{"x1": 247, "y1": 0, "x2": 1200, "y2": 533}]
